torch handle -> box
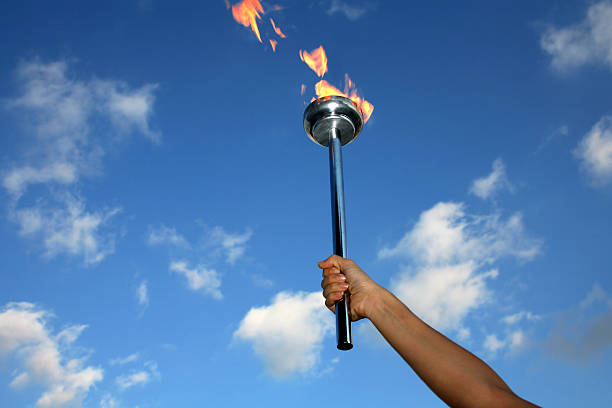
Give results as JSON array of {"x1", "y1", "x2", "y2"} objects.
[{"x1": 329, "y1": 128, "x2": 353, "y2": 351}]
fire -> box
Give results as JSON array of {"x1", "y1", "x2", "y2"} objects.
[
  {"x1": 314, "y1": 76, "x2": 374, "y2": 123},
  {"x1": 299, "y1": 46, "x2": 328, "y2": 77},
  {"x1": 300, "y1": 84, "x2": 307, "y2": 95},
  {"x1": 231, "y1": 0, "x2": 264, "y2": 43},
  {"x1": 270, "y1": 18, "x2": 286, "y2": 38},
  {"x1": 270, "y1": 39, "x2": 278, "y2": 52}
]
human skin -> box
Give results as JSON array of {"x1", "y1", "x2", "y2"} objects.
[{"x1": 319, "y1": 254, "x2": 540, "y2": 408}]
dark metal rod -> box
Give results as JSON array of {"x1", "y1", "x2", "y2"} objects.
[{"x1": 328, "y1": 127, "x2": 353, "y2": 351}]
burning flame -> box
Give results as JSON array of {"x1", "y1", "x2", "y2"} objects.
[
  {"x1": 231, "y1": 0, "x2": 264, "y2": 43},
  {"x1": 270, "y1": 18, "x2": 286, "y2": 38},
  {"x1": 227, "y1": 6, "x2": 374, "y2": 123},
  {"x1": 314, "y1": 75, "x2": 374, "y2": 123},
  {"x1": 299, "y1": 46, "x2": 328, "y2": 77}
]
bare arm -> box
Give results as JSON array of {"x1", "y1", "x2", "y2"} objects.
[{"x1": 319, "y1": 255, "x2": 540, "y2": 408}]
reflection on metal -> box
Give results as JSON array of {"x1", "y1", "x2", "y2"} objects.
[{"x1": 303, "y1": 96, "x2": 364, "y2": 351}]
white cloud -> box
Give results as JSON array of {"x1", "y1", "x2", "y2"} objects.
[
  {"x1": 169, "y1": 261, "x2": 222, "y2": 300},
  {"x1": 208, "y1": 226, "x2": 252, "y2": 264},
  {"x1": 137, "y1": 281, "x2": 149, "y2": 310},
  {"x1": 12, "y1": 194, "x2": 121, "y2": 265},
  {"x1": 501, "y1": 311, "x2": 541, "y2": 325},
  {"x1": 379, "y1": 202, "x2": 541, "y2": 332},
  {"x1": 483, "y1": 330, "x2": 525, "y2": 354},
  {"x1": 484, "y1": 334, "x2": 506, "y2": 353},
  {"x1": 574, "y1": 116, "x2": 612, "y2": 185},
  {"x1": 100, "y1": 394, "x2": 119, "y2": 408},
  {"x1": 540, "y1": 1, "x2": 612, "y2": 71},
  {"x1": 326, "y1": 0, "x2": 369, "y2": 21},
  {"x1": 234, "y1": 291, "x2": 333, "y2": 378},
  {"x1": 379, "y1": 202, "x2": 541, "y2": 265},
  {"x1": 392, "y1": 263, "x2": 498, "y2": 331},
  {"x1": 110, "y1": 352, "x2": 140, "y2": 366},
  {"x1": 469, "y1": 158, "x2": 513, "y2": 200},
  {"x1": 3, "y1": 163, "x2": 77, "y2": 199},
  {"x1": 0, "y1": 302, "x2": 103, "y2": 407},
  {"x1": 2, "y1": 58, "x2": 159, "y2": 264},
  {"x1": 147, "y1": 225, "x2": 189, "y2": 248},
  {"x1": 93, "y1": 80, "x2": 160, "y2": 143},
  {"x1": 509, "y1": 330, "x2": 525, "y2": 349},
  {"x1": 548, "y1": 283, "x2": 612, "y2": 364},
  {"x1": 116, "y1": 361, "x2": 160, "y2": 390}
]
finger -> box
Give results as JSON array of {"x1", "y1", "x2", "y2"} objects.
[
  {"x1": 325, "y1": 291, "x2": 344, "y2": 310},
  {"x1": 323, "y1": 282, "x2": 349, "y2": 299},
  {"x1": 321, "y1": 273, "x2": 346, "y2": 289},
  {"x1": 322, "y1": 267, "x2": 342, "y2": 278},
  {"x1": 317, "y1": 254, "x2": 343, "y2": 269}
]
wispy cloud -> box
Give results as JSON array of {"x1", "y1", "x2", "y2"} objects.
[
  {"x1": 325, "y1": 0, "x2": 371, "y2": 21},
  {"x1": 469, "y1": 158, "x2": 514, "y2": 200},
  {"x1": 137, "y1": 280, "x2": 149, "y2": 312},
  {"x1": 547, "y1": 283, "x2": 612, "y2": 364},
  {"x1": 2, "y1": 58, "x2": 160, "y2": 264},
  {"x1": 169, "y1": 260, "x2": 223, "y2": 300},
  {"x1": 501, "y1": 311, "x2": 541, "y2": 325},
  {"x1": 110, "y1": 352, "x2": 141, "y2": 366},
  {"x1": 147, "y1": 225, "x2": 190, "y2": 248},
  {"x1": 12, "y1": 194, "x2": 121, "y2": 265},
  {"x1": 483, "y1": 330, "x2": 526, "y2": 355},
  {"x1": 115, "y1": 360, "x2": 160, "y2": 390},
  {"x1": 540, "y1": 1, "x2": 612, "y2": 71},
  {"x1": 208, "y1": 226, "x2": 253, "y2": 265},
  {"x1": 574, "y1": 116, "x2": 612, "y2": 186},
  {"x1": 234, "y1": 291, "x2": 333, "y2": 378},
  {"x1": 0, "y1": 302, "x2": 103, "y2": 407},
  {"x1": 379, "y1": 202, "x2": 541, "y2": 333}
]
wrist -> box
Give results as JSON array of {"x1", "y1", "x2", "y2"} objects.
[{"x1": 362, "y1": 284, "x2": 389, "y2": 321}]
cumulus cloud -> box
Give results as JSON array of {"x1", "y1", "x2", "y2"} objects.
[
  {"x1": 170, "y1": 261, "x2": 223, "y2": 300},
  {"x1": 2, "y1": 58, "x2": 159, "y2": 264},
  {"x1": 325, "y1": 0, "x2": 369, "y2": 21},
  {"x1": 0, "y1": 302, "x2": 103, "y2": 407},
  {"x1": 115, "y1": 361, "x2": 160, "y2": 390},
  {"x1": 547, "y1": 283, "x2": 612, "y2": 364},
  {"x1": 234, "y1": 291, "x2": 333, "y2": 378},
  {"x1": 147, "y1": 225, "x2": 189, "y2": 248},
  {"x1": 540, "y1": 1, "x2": 612, "y2": 71},
  {"x1": 208, "y1": 226, "x2": 252, "y2": 264},
  {"x1": 379, "y1": 202, "x2": 541, "y2": 332},
  {"x1": 574, "y1": 116, "x2": 612, "y2": 186},
  {"x1": 469, "y1": 158, "x2": 513, "y2": 200},
  {"x1": 379, "y1": 202, "x2": 541, "y2": 265}
]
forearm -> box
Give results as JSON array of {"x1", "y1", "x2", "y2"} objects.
[{"x1": 366, "y1": 288, "x2": 539, "y2": 408}]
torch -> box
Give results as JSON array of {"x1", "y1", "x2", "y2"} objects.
[{"x1": 303, "y1": 95, "x2": 364, "y2": 351}]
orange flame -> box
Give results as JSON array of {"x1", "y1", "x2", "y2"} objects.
[
  {"x1": 314, "y1": 76, "x2": 374, "y2": 123},
  {"x1": 231, "y1": 0, "x2": 264, "y2": 43},
  {"x1": 270, "y1": 18, "x2": 287, "y2": 38},
  {"x1": 270, "y1": 39, "x2": 278, "y2": 52},
  {"x1": 299, "y1": 46, "x2": 328, "y2": 77},
  {"x1": 300, "y1": 84, "x2": 307, "y2": 95}
]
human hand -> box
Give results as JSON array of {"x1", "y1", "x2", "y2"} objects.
[{"x1": 318, "y1": 255, "x2": 382, "y2": 321}]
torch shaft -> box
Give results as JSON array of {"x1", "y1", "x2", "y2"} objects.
[{"x1": 328, "y1": 128, "x2": 353, "y2": 350}]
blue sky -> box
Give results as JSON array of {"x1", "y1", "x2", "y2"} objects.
[{"x1": 1, "y1": 1, "x2": 612, "y2": 407}]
